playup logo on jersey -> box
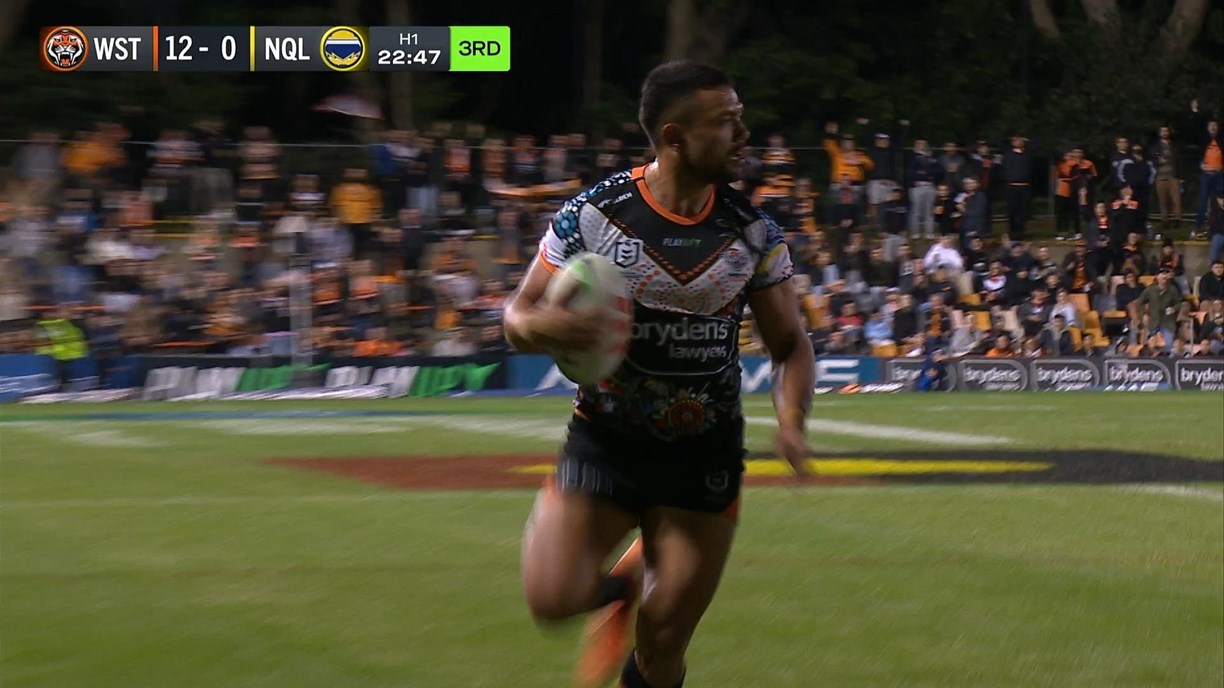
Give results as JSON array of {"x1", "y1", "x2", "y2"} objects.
[{"x1": 42, "y1": 27, "x2": 88, "y2": 71}]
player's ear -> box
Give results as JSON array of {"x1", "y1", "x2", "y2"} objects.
[{"x1": 659, "y1": 122, "x2": 684, "y2": 150}]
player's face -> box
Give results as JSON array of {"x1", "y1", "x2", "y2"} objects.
[{"x1": 678, "y1": 87, "x2": 749, "y2": 184}]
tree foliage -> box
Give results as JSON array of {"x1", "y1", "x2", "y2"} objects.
[{"x1": 0, "y1": 0, "x2": 1218, "y2": 152}]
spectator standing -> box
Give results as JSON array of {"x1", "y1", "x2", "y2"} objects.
[
  {"x1": 957, "y1": 176, "x2": 991, "y2": 248},
  {"x1": 1191, "y1": 100, "x2": 1224, "y2": 235},
  {"x1": 761, "y1": 134, "x2": 796, "y2": 190},
  {"x1": 966, "y1": 140, "x2": 1001, "y2": 208},
  {"x1": 1207, "y1": 191, "x2": 1224, "y2": 264},
  {"x1": 1136, "y1": 268, "x2": 1182, "y2": 351},
  {"x1": 864, "y1": 119, "x2": 906, "y2": 230},
  {"x1": 1001, "y1": 134, "x2": 1035, "y2": 240},
  {"x1": 937, "y1": 142, "x2": 966, "y2": 194},
  {"x1": 1055, "y1": 149, "x2": 1079, "y2": 238},
  {"x1": 1106, "y1": 136, "x2": 1132, "y2": 196},
  {"x1": 908, "y1": 139, "x2": 938, "y2": 239},
  {"x1": 1152, "y1": 126, "x2": 1182, "y2": 231},
  {"x1": 823, "y1": 122, "x2": 873, "y2": 191},
  {"x1": 932, "y1": 183, "x2": 958, "y2": 237},
  {"x1": 330, "y1": 168, "x2": 381, "y2": 261},
  {"x1": 1118, "y1": 145, "x2": 1157, "y2": 233}
]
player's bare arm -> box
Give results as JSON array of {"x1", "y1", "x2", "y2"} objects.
[
  {"x1": 502, "y1": 256, "x2": 605, "y2": 353},
  {"x1": 749, "y1": 277, "x2": 815, "y2": 475}
]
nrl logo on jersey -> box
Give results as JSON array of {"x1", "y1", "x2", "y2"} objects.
[{"x1": 614, "y1": 237, "x2": 643, "y2": 267}]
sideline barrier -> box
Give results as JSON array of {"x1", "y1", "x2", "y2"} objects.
[{"x1": 1, "y1": 354, "x2": 1220, "y2": 401}]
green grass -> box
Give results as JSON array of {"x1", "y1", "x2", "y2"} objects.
[{"x1": 1, "y1": 393, "x2": 1221, "y2": 687}]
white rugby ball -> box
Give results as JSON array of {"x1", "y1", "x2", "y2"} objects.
[{"x1": 543, "y1": 252, "x2": 633, "y2": 385}]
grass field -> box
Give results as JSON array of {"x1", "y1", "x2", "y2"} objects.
[{"x1": 1, "y1": 392, "x2": 1221, "y2": 687}]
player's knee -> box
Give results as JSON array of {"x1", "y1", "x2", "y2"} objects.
[
  {"x1": 523, "y1": 582, "x2": 580, "y2": 621},
  {"x1": 524, "y1": 582, "x2": 589, "y2": 623}
]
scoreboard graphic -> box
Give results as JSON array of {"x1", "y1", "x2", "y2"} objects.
[{"x1": 39, "y1": 26, "x2": 509, "y2": 72}]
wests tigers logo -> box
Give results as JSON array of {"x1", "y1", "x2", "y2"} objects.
[{"x1": 43, "y1": 27, "x2": 88, "y2": 71}]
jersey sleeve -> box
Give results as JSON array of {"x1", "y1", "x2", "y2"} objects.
[
  {"x1": 747, "y1": 208, "x2": 794, "y2": 291},
  {"x1": 537, "y1": 198, "x2": 588, "y2": 273}
]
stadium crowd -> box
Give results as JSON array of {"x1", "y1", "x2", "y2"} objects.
[{"x1": 1, "y1": 104, "x2": 1222, "y2": 388}]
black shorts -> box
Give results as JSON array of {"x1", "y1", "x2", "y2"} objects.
[{"x1": 554, "y1": 416, "x2": 746, "y2": 518}]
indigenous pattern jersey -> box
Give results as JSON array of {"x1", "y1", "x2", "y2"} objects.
[{"x1": 539, "y1": 165, "x2": 793, "y2": 446}]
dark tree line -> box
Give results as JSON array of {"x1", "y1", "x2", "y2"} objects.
[{"x1": 0, "y1": 0, "x2": 1220, "y2": 157}]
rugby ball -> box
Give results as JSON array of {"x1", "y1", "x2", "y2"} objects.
[{"x1": 543, "y1": 252, "x2": 633, "y2": 385}]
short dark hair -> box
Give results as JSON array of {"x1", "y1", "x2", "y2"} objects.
[{"x1": 638, "y1": 61, "x2": 734, "y2": 147}]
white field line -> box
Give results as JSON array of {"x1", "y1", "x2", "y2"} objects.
[
  {"x1": 421, "y1": 415, "x2": 566, "y2": 442},
  {"x1": 741, "y1": 400, "x2": 1057, "y2": 412},
  {"x1": 2, "y1": 422, "x2": 166, "y2": 448},
  {"x1": 0, "y1": 492, "x2": 533, "y2": 509},
  {"x1": 745, "y1": 416, "x2": 1011, "y2": 446},
  {"x1": 0, "y1": 484, "x2": 984, "y2": 509},
  {"x1": 1117, "y1": 485, "x2": 1224, "y2": 502}
]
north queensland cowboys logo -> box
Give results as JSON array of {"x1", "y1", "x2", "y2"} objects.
[
  {"x1": 320, "y1": 27, "x2": 365, "y2": 71},
  {"x1": 614, "y1": 238, "x2": 643, "y2": 267},
  {"x1": 42, "y1": 27, "x2": 88, "y2": 71}
]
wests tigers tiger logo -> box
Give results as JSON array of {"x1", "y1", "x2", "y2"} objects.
[{"x1": 44, "y1": 27, "x2": 88, "y2": 71}]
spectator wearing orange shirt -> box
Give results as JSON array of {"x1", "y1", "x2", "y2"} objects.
[
  {"x1": 353, "y1": 326, "x2": 402, "y2": 357},
  {"x1": 1191, "y1": 100, "x2": 1223, "y2": 234},
  {"x1": 823, "y1": 121, "x2": 873, "y2": 189},
  {"x1": 331, "y1": 167, "x2": 382, "y2": 260},
  {"x1": 986, "y1": 333, "x2": 1016, "y2": 357}
]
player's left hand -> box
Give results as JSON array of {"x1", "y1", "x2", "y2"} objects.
[{"x1": 776, "y1": 425, "x2": 813, "y2": 481}]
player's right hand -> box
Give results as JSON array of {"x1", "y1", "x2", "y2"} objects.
[{"x1": 527, "y1": 301, "x2": 614, "y2": 352}]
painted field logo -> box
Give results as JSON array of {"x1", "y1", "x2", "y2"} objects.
[
  {"x1": 1104, "y1": 359, "x2": 1168, "y2": 389},
  {"x1": 1175, "y1": 360, "x2": 1224, "y2": 391},
  {"x1": 960, "y1": 359, "x2": 1026, "y2": 391},
  {"x1": 1033, "y1": 359, "x2": 1099, "y2": 391}
]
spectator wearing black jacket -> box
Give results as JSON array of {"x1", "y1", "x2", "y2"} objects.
[
  {"x1": 1106, "y1": 136, "x2": 1132, "y2": 195},
  {"x1": 1001, "y1": 134, "x2": 1035, "y2": 240},
  {"x1": 933, "y1": 183, "x2": 959, "y2": 236},
  {"x1": 957, "y1": 177, "x2": 990, "y2": 248},
  {"x1": 1118, "y1": 145, "x2": 1157, "y2": 232},
  {"x1": 1210, "y1": 191, "x2": 1224, "y2": 264},
  {"x1": 1198, "y1": 260, "x2": 1224, "y2": 302},
  {"x1": 1109, "y1": 185, "x2": 1143, "y2": 248},
  {"x1": 966, "y1": 140, "x2": 1001, "y2": 208},
  {"x1": 865, "y1": 119, "x2": 906, "y2": 230}
]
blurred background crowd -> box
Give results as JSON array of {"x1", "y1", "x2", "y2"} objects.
[{"x1": 0, "y1": 101, "x2": 1222, "y2": 385}]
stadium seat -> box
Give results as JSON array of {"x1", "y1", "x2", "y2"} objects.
[
  {"x1": 801, "y1": 294, "x2": 823, "y2": 329},
  {"x1": 1082, "y1": 310, "x2": 1101, "y2": 331},
  {"x1": 1068, "y1": 326, "x2": 1083, "y2": 350},
  {"x1": 873, "y1": 343, "x2": 898, "y2": 357},
  {"x1": 1103, "y1": 310, "x2": 1128, "y2": 319},
  {"x1": 972, "y1": 311, "x2": 992, "y2": 332},
  {"x1": 1139, "y1": 275, "x2": 1156, "y2": 286},
  {"x1": 1070, "y1": 293, "x2": 1091, "y2": 314},
  {"x1": 959, "y1": 292, "x2": 982, "y2": 306}
]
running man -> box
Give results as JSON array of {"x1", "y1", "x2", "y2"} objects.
[{"x1": 503, "y1": 61, "x2": 814, "y2": 688}]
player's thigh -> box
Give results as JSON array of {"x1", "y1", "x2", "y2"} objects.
[
  {"x1": 635, "y1": 505, "x2": 737, "y2": 652},
  {"x1": 521, "y1": 480, "x2": 638, "y2": 615}
]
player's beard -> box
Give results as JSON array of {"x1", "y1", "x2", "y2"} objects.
[{"x1": 686, "y1": 144, "x2": 743, "y2": 185}]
